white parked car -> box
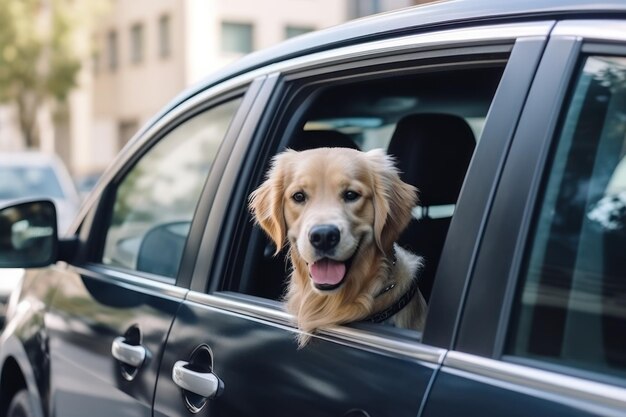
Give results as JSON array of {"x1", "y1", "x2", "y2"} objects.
[
  {"x1": 0, "y1": 152, "x2": 80, "y2": 317},
  {"x1": 0, "y1": 151, "x2": 80, "y2": 235}
]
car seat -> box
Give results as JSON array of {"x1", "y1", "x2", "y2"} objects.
[
  {"x1": 387, "y1": 113, "x2": 476, "y2": 302},
  {"x1": 287, "y1": 129, "x2": 360, "y2": 151}
]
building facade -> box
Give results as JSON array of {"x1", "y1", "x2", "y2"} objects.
[
  {"x1": 0, "y1": 0, "x2": 431, "y2": 177},
  {"x1": 81, "y1": 0, "x2": 349, "y2": 177}
]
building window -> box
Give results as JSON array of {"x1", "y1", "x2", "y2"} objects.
[
  {"x1": 91, "y1": 35, "x2": 100, "y2": 74},
  {"x1": 285, "y1": 25, "x2": 314, "y2": 39},
  {"x1": 130, "y1": 23, "x2": 144, "y2": 64},
  {"x1": 221, "y1": 22, "x2": 253, "y2": 54},
  {"x1": 92, "y1": 51, "x2": 100, "y2": 74},
  {"x1": 118, "y1": 119, "x2": 139, "y2": 149},
  {"x1": 158, "y1": 15, "x2": 171, "y2": 58},
  {"x1": 107, "y1": 30, "x2": 118, "y2": 71}
]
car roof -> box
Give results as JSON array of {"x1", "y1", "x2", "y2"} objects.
[{"x1": 143, "y1": 0, "x2": 626, "y2": 135}]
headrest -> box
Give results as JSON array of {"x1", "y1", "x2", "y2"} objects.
[
  {"x1": 289, "y1": 130, "x2": 359, "y2": 151},
  {"x1": 387, "y1": 113, "x2": 476, "y2": 206}
]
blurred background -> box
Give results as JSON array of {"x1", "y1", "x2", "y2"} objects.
[{"x1": 0, "y1": 0, "x2": 434, "y2": 192}]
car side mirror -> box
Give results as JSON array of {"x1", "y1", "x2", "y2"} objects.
[{"x1": 0, "y1": 200, "x2": 58, "y2": 268}]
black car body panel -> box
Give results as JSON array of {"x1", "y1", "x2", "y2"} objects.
[
  {"x1": 154, "y1": 299, "x2": 438, "y2": 417},
  {"x1": 455, "y1": 35, "x2": 583, "y2": 357},
  {"x1": 423, "y1": 367, "x2": 613, "y2": 417},
  {"x1": 44, "y1": 266, "x2": 184, "y2": 417},
  {"x1": 425, "y1": 34, "x2": 550, "y2": 349}
]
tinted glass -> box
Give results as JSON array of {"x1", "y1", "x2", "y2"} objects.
[
  {"x1": 508, "y1": 56, "x2": 626, "y2": 381},
  {"x1": 221, "y1": 22, "x2": 253, "y2": 54},
  {"x1": 102, "y1": 98, "x2": 242, "y2": 279},
  {"x1": 130, "y1": 23, "x2": 144, "y2": 64}
]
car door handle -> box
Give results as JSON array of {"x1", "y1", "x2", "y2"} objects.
[
  {"x1": 111, "y1": 336, "x2": 146, "y2": 367},
  {"x1": 172, "y1": 360, "x2": 223, "y2": 398}
]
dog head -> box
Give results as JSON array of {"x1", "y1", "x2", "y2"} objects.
[{"x1": 249, "y1": 147, "x2": 417, "y2": 293}]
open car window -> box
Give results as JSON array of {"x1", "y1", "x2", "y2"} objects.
[{"x1": 232, "y1": 62, "x2": 507, "y2": 335}]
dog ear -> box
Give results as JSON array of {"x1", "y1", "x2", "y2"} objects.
[
  {"x1": 249, "y1": 152, "x2": 290, "y2": 255},
  {"x1": 366, "y1": 149, "x2": 417, "y2": 253}
]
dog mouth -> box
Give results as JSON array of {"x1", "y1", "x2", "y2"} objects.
[{"x1": 309, "y1": 254, "x2": 355, "y2": 291}]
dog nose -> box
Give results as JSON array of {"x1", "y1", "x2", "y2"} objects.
[{"x1": 309, "y1": 225, "x2": 340, "y2": 251}]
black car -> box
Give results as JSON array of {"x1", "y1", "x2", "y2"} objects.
[{"x1": 1, "y1": 1, "x2": 626, "y2": 416}]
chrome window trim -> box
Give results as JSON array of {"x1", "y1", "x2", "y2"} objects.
[
  {"x1": 273, "y1": 21, "x2": 552, "y2": 75},
  {"x1": 70, "y1": 263, "x2": 189, "y2": 299},
  {"x1": 552, "y1": 20, "x2": 626, "y2": 42},
  {"x1": 186, "y1": 291, "x2": 445, "y2": 365},
  {"x1": 445, "y1": 351, "x2": 626, "y2": 414}
]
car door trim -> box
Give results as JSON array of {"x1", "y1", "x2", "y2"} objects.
[
  {"x1": 552, "y1": 19, "x2": 626, "y2": 42},
  {"x1": 271, "y1": 21, "x2": 552, "y2": 75},
  {"x1": 444, "y1": 351, "x2": 626, "y2": 416},
  {"x1": 71, "y1": 264, "x2": 188, "y2": 299},
  {"x1": 175, "y1": 78, "x2": 267, "y2": 289},
  {"x1": 185, "y1": 291, "x2": 445, "y2": 365},
  {"x1": 424, "y1": 34, "x2": 552, "y2": 350}
]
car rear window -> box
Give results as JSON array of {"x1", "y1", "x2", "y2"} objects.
[{"x1": 0, "y1": 166, "x2": 65, "y2": 200}]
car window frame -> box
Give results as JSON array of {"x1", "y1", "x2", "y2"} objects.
[
  {"x1": 71, "y1": 79, "x2": 265, "y2": 288},
  {"x1": 456, "y1": 20, "x2": 626, "y2": 391},
  {"x1": 228, "y1": 50, "x2": 511, "y2": 303},
  {"x1": 221, "y1": 48, "x2": 516, "y2": 302},
  {"x1": 188, "y1": 20, "x2": 554, "y2": 357}
]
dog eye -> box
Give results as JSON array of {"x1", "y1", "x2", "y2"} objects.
[
  {"x1": 292, "y1": 191, "x2": 307, "y2": 203},
  {"x1": 343, "y1": 190, "x2": 360, "y2": 202}
]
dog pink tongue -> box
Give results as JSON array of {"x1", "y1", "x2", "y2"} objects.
[{"x1": 310, "y1": 259, "x2": 346, "y2": 285}]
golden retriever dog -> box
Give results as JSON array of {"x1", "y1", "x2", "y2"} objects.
[{"x1": 249, "y1": 147, "x2": 427, "y2": 345}]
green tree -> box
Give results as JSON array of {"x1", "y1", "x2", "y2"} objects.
[{"x1": 0, "y1": 0, "x2": 81, "y2": 148}]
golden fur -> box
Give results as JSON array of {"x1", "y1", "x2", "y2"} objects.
[{"x1": 250, "y1": 147, "x2": 427, "y2": 345}]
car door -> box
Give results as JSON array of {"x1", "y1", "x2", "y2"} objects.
[
  {"x1": 422, "y1": 20, "x2": 626, "y2": 417},
  {"x1": 153, "y1": 22, "x2": 552, "y2": 417},
  {"x1": 43, "y1": 81, "x2": 261, "y2": 417}
]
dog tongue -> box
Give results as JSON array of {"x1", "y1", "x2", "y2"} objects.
[{"x1": 310, "y1": 259, "x2": 346, "y2": 285}]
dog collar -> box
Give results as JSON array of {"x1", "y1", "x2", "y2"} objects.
[
  {"x1": 375, "y1": 281, "x2": 397, "y2": 298},
  {"x1": 365, "y1": 277, "x2": 420, "y2": 324},
  {"x1": 373, "y1": 250, "x2": 398, "y2": 298}
]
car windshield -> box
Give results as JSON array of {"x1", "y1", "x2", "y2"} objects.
[{"x1": 0, "y1": 166, "x2": 66, "y2": 200}]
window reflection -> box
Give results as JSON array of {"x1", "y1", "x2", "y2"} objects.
[
  {"x1": 509, "y1": 56, "x2": 626, "y2": 381},
  {"x1": 102, "y1": 98, "x2": 242, "y2": 278}
]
